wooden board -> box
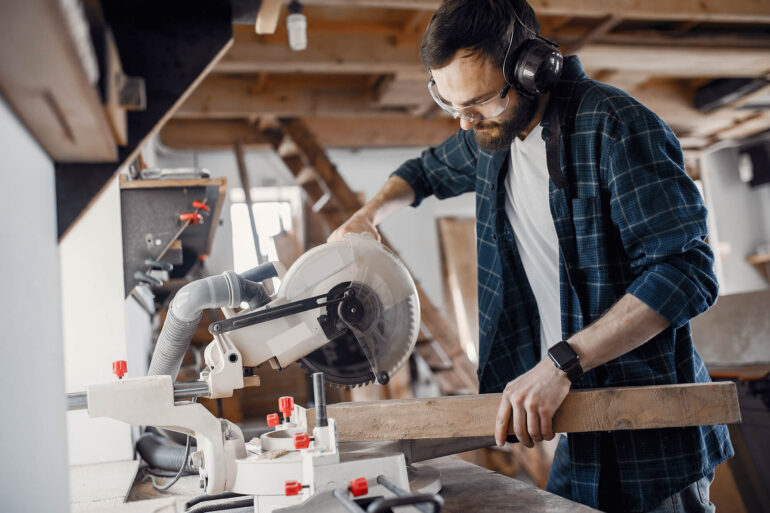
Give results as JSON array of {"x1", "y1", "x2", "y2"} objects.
[
  {"x1": 306, "y1": 382, "x2": 741, "y2": 441},
  {"x1": 70, "y1": 459, "x2": 139, "y2": 507},
  {"x1": 299, "y1": 0, "x2": 770, "y2": 23},
  {"x1": 0, "y1": 0, "x2": 117, "y2": 162}
]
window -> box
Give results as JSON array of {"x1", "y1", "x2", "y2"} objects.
[{"x1": 230, "y1": 186, "x2": 304, "y2": 288}]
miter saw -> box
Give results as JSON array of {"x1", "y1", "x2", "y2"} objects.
[{"x1": 68, "y1": 234, "x2": 445, "y2": 512}]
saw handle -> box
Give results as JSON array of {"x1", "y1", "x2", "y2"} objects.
[{"x1": 366, "y1": 494, "x2": 444, "y2": 513}]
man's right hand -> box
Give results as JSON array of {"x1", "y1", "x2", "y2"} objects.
[
  {"x1": 327, "y1": 175, "x2": 416, "y2": 243},
  {"x1": 327, "y1": 211, "x2": 381, "y2": 243}
]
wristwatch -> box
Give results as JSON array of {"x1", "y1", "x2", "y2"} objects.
[{"x1": 547, "y1": 341, "x2": 584, "y2": 383}]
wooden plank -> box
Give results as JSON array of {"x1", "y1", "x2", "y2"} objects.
[
  {"x1": 420, "y1": 457, "x2": 600, "y2": 512},
  {"x1": 715, "y1": 111, "x2": 770, "y2": 140},
  {"x1": 306, "y1": 382, "x2": 741, "y2": 440},
  {"x1": 216, "y1": 33, "x2": 420, "y2": 74},
  {"x1": 215, "y1": 31, "x2": 770, "y2": 77},
  {"x1": 299, "y1": 0, "x2": 770, "y2": 23},
  {"x1": 69, "y1": 459, "x2": 140, "y2": 506},
  {"x1": 578, "y1": 44, "x2": 770, "y2": 77},
  {"x1": 119, "y1": 177, "x2": 226, "y2": 190},
  {"x1": 161, "y1": 117, "x2": 459, "y2": 148},
  {"x1": 256, "y1": 0, "x2": 284, "y2": 35},
  {"x1": 438, "y1": 218, "x2": 479, "y2": 364},
  {"x1": 0, "y1": 0, "x2": 117, "y2": 161},
  {"x1": 709, "y1": 364, "x2": 770, "y2": 382},
  {"x1": 176, "y1": 76, "x2": 411, "y2": 118},
  {"x1": 562, "y1": 14, "x2": 624, "y2": 55}
]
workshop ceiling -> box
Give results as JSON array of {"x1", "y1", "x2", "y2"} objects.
[{"x1": 160, "y1": 1, "x2": 770, "y2": 155}]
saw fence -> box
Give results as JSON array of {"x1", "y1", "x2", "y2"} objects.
[{"x1": 307, "y1": 382, "x2": 740, "y2": 441}]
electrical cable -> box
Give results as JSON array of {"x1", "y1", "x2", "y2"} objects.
[
  {"x1": 149, "y1": 432, "x2": 192, "y2": 491},
  {"x1": 149, "y1": 397, "x2": 197, "y2": 492}
]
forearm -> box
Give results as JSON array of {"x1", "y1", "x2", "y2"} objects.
[
  {"x1": 568, "y1": 293, "x2": 670, "y2": 372},
  {"x1": 358, "y1": 175, "x2": 416, "y2": 226}
]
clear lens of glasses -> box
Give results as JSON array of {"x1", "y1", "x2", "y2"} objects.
[{"x1": 428, "y1": 79, "x2": 510, "y2": 123}]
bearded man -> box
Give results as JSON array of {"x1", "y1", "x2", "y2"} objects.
[{"x1": 329, "y1": 1, "x2": 733, "y2": 511}]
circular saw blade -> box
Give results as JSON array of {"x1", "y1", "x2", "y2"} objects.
[{"x1": 300, "y1": 280, "x2": 419, "y2": 387}]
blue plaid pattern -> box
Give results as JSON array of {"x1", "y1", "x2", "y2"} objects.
[{"x1": 393, "y1": 56, "x2": 732, "y2": 512}]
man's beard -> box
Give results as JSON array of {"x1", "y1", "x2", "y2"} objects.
[{"x1": 473, "y1": 94, "x2": 539, "y2": 152}]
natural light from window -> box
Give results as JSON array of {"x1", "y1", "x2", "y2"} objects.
[{"x1": 231, "y1": 201, "x2": 293, "y2": 274}]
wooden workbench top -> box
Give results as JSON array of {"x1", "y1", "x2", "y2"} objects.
[{"x1": 418, "y1": 457, "x2": 599, "y2": 513}]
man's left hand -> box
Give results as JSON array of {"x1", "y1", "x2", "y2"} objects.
[{"x1": 494, "y1": 358, "x2": 571, "y2": 448}]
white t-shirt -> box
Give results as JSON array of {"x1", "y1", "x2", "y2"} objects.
[{"x1": 503, "y1": 124, "x2": 561, "y2": 359}]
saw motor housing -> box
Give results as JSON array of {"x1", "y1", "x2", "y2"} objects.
[{"x1": 202, "y1": 233, "x2": 421, "y2": 398}]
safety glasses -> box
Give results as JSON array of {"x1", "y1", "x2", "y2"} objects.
[{"x1": 428, "y1": 77, "x2": 511, "y2": 123}]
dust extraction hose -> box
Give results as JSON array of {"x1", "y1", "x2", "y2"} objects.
[
  {"x1": 136, "y1": 433, "x2": 197, "y2": 474},
  {"x1": 147, "y1": 268, "x2": 272, "y2": 379}
]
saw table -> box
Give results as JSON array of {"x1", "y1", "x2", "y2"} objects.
[{"x1": 70, "y1": 456, "x2": 600, "y2": 513}]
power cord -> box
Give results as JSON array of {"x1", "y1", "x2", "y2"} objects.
[
  {"x1": 149, "y1": 397, "x2": 196, "y2": 492},
  {"x1": 150, "y1": 432, "x2": 192, "y2": 491}
]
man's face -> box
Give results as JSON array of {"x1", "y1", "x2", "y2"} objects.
[{"x1": 431, "y1": 51, "x2": 539, "y2": 151}]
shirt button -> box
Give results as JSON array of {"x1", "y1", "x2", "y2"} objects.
[
  {"x1": 489, "y1": 184, "x2": 495, "y2": 190},
  {"x1": 492, "y1": 234, "x2": 497, "y2": 241},
  {"x1": 487, "y1": 326, "x2": 493, "y2": 333}
]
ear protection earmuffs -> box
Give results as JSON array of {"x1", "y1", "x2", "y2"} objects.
[
  {"x1": 509, "y1": 36, "x2": 563, "y2": 97},
  {"x1": 502, "y1": 10, "x2": 563, "y2": 98}
]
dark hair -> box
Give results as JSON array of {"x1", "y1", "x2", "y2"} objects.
[{"x1": 420, "y1": 0, "x2": 541, "y2": 71}]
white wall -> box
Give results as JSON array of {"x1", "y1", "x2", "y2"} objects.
[
  {"x1": 153, "y1": 144, "x2": 476, "y2": 311},
  {"x1": 60, "y1": 177, "x2": 135, "y2": 464},
  {"x1": 0, "y1": 98, "x2": 70, "y2": 511},
  {"x1": 702, "y1": 141, "x2": 770, "y2": 295}
]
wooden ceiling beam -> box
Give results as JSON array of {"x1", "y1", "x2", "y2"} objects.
[
  {"x1": 299, "y1": 0, "x2": 770, "y2": 23},
  {"x1": 715, "y1": 111, "x2": 770, "y2": 141},
  {"x1": 175, "y1": 76, "x2": 413, "y2": 118},
  {"x1": 160, "y1": 117, "x2": 460, "y2": 149},
  {"x1": 562, "y1": 14, "x2": 624, "y2": 55},
  {"x1": 215, "y1": 33, "x2": 770, "y2": 77},
  {"x1": 578, "y1": 44, "x2": 770, "y2": 77}
]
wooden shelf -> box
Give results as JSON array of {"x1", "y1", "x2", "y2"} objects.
[
  {"x1": 747, "y1": 253, "x2": 770, "y2": 265},
  {"x1": 747, "y1": 252, "x2": 770, "y2": 283}
]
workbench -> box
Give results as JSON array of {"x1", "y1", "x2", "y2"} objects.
[{"x1": 70, "y1": 456, "x2": 599, "y2": 512}]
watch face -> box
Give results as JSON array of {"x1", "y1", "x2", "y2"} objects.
[{"x1": 549, "y1": 341, "x2": 578, "y2": 367}]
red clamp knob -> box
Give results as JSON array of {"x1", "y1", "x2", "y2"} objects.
[
  {"x1": 285, "y1": 481, "x2": 303, "y2": 496},
  {"x1": 349, "y1": 477, "x2": 368, "y2": 497},
  {"x1": 266, "y1": 413, "x2": 280, "y2": 427},
  {"x1": 192, "y1": 200, "x2": 211, "y2": 212},
  {"x1": 112, "y1": 360, "x2": 127, "y2": 379},
  {"x1": 279, "y1": 396, "x2": 294, "y2": 418},
  {"x1": 293, "y1": 432, "x2": 310, "y2": 450},
  {"x1": 180, "y1": 212, "x2": 204, "y2": 225}
]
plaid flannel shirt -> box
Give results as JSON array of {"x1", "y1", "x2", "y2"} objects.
[{"x1": 393, "y1": 56, "x2": 732, "y2": 512}]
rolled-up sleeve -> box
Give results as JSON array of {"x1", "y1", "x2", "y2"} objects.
[
  {"x1": 605, "y1": 110, "x2": 718, "y2": 328},
  {"x1": 392, "y1": 128, "x2": 478, "y2": 207}
]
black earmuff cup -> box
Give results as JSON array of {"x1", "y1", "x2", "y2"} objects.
[{"x1": 511, "y1": 38, "x2": 563, "y2": 97}]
